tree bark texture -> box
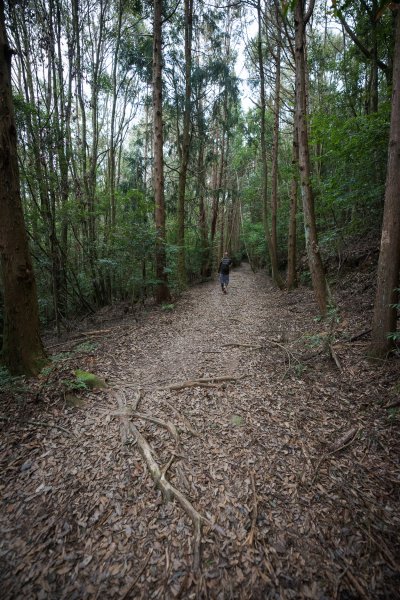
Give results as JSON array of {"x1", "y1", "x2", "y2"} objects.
[
  {"x1": 0, "y1": 0, "x2": 47, "y2": 375},
  {"x1": 153, "y1": 0, "x2": 171, "y2": 303},
  {"x1": 287, "y1": 124, "x2": 298, "y2": 290},
  {"x1": 257, "y1": 0, "x2": 283, "y2": 288},
  {"x1": 294, "y1": 0, "x2": 329, "y2": 314},
  {"x1": 176, "y1": 0, "x2": 193, "y2": 287},
  {"x1": 370, "y1": 7, "x2": 400, "y2": 356}
]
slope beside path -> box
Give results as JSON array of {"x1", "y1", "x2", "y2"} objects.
[{"x1": 1, "y1": 264, "x2": 399, "y2": 599}]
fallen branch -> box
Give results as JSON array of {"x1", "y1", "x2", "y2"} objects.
[
  {"x1": 245, "y1": 471, "x2": 258, "y2": 546},
  {"x1": 0, "y1": 415, "x2": 75, "y2": 437},
  {"x1": 120, "y1": 549, "x2": 153, "y2": 600},
  {"x1": 222, "y1": 343, "x2": 263, "y2": 350},
  {"x1": 328, "y1": 426, "x2": 359, "y2": 453},
  {"x1": 311, "y1": 427, "x2": 360, "y2": 485},
  {"x1": 349, "y1": 329, "x2": 371, "y2": 342},
  {"x1": 345, "y1": 569, "x2": 369, "y2": 599},
  {"x1": 46, "y1": 328, "x2": 113, "y2": 349},
  {"x1": 329, "y1": 344, "x2": 343, "y2": 371},
  {"x1": 161, "y1": 374, "x2": 244, "y2": 392}
]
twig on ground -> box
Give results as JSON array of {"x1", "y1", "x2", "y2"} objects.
[
  {"x1": 329, "y1": 344, "x2": 343, "y2": 371},
  {"x1": 345, "y1": 569, "x2": 370, "y2": 599},
  {"x1": 222, "y1": 342, "x2": 263, "y2": 350},
  {"x1": 360, "y1": 526, "x2": 400, "y2": 571},
  {"x1": 245, "y1": 471, "x2": 258, "y2": 546},
  {"x1": 349, "y1": 329, "x2": 372, "y2": 342},
  {"x1": 160, "y1": 375, "x2": 244, "y2": 391},
  {"x1": 311, "y1": 427, "x2": 360, "y2": 485},
  {"x1": 328, "y1": 426, "x2": 359, "y2": 453},
  {"x1": 0, "y1": 415, "x2": 76, "y2": 437},
  {"x1": 120, "y1": 550, "x2": 153, "y2": 600},
  {"x1": 46, "y1": 328, "x2": 112, "y2": 349}
]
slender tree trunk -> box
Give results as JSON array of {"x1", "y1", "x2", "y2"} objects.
[
  {"x1": 271, "y1": 37, "x2": 281, "y2": 278},
  {"x1": 257, "y1": 0, "x2": 284, "y2": 288},
  {"x1": 0, "y1": 0, "x2": 47, "y2": 375},
  {"x1": 294, "y1": 0, "x2": 329, "y2": 314},
  {"x1": 197, "y1": 134, "x2": 208, "y2": 277},
  {"x1": 370, "y1": 6, "x2": 400, "y2": 356},
  {"x1": 153, "y1": 0, "x2": 170, "y2": 303},
  {"x1": 176, "y1": 0, "x2": 193, "y2": 287},
  {"x1": 287, "y1": 123, "x2": 298, "y2": 290}
]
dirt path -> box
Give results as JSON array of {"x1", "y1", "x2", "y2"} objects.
[{"x1": 1, "y1": 265, "x2": 399, "y2": 599}]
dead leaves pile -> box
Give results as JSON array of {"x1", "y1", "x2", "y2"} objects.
[{"x1": 1, "y1": 265, "x2": 399, "y2": 599}]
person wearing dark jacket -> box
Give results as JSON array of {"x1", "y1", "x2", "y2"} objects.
[{"x1": 218, "y1": 251, "x2": 232, "y2": 294}]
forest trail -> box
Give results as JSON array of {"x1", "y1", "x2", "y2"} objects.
[{"x1": 1, "y1": 265, "x2": 399, "y2": 599}]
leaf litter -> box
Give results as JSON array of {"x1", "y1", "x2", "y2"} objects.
[{"x1": 1, "y1": 264, "x2": 399, "y2": 599}]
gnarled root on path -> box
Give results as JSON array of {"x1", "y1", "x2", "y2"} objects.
[{"x1": 111, "y1": 389, "x2": 205, "y2": 573}]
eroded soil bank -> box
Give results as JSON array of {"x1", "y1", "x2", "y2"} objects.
[{"x1": 1, "y1": 264, "x2": 399, "y2": 599}]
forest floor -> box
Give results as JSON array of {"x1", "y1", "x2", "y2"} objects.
[{"x1": 1, "y1": 263, "x2": 400, "y2": 599}]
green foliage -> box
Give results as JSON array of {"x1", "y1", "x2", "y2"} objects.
[
  {"x1": 388, "y1": 290, "x2": 400, "y2": 348},
  {"x1": 161, "y1": 303, "x2": 175, "y2": 311},
  {"x1": 230, "y1": 414, "x2": 244, "y2": 427},
  {"x1": 74, "y1": 370, "x2": 107, "y2": 389},
  {"x1": 74, "y1": 342, "x2": 99, "y2": 353},
  {"x1": 63, "y1": 377, "x2": 88, "y2": 392},
  {"x1": 0, "y1": 366, "x2": 28, "y2": 393},
  {"x1": 310, "y1": 105, "x2": 389, "y2": 261}
]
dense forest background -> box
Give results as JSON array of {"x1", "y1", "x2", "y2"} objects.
[{"x1": 0, "y1": 0, "x2": 399, "y2": 373}]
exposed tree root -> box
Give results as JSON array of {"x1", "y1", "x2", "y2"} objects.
[
  {"x1": 164, "y1": 400, "x2": 200, "y2": 437},
  {"x1": 311, "y1": 427, "x2": 360, "y2": 485},
  {"x1": 107, "y1": 410, "x2": 180, "y2": 444},
  {"x1": 329, "y1": 344, "x2": 343, "y2": 371},
  {"x1": 161, "y1": 375, "x2": 244, "y2": 392},
  {"x1": 0, "y1": 415, "x2": 75, "y2": 437},
  {"x1": 128, "y1": 421, "x2": 204, "y2": 572},
  {"x1": 112, "y1": 389, "x2": 205, "y2": 572}
]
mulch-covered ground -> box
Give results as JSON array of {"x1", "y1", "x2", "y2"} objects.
[{"x1": 1, "y1": 263, "x2": 399, "y2": 599}]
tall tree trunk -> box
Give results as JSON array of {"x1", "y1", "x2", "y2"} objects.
[
  {"x1": 0, "y1": 0, "x2": 47, "y2": 375},
  {"x1": 294, "y1": 0, "x2": 329, "y2": 315},
  {"x1": 176, "y1": 0, "x2": 193, "y2": 287},
  {"x1": 271, "y1": 36, "x2": 281, "y2": 279},
  {"x1": 287, "y1": 124, "x2": 298, "y2": 290},
  {"x1": 257, "y1": 0, "x2": 284, "y2": 288},
  {"x1": 370, "y1": 6, "x2": 400, "y2": 356},
  {"x1": 197, "y1": 133, "x2": 208, "y2": 278},
  {"x1": 153, "y1": 0, "x2": 170, "y2": 303}
]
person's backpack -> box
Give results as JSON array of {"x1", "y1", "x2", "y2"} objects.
[{"x1": 220, "y1": 257, "x2": 231, "y2": 275}]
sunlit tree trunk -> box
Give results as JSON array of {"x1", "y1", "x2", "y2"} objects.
[
  {"x1": 0, "y1": 0, "x2": 47, "y2": 375},
  {"x1": 153, "y1": 0, "x2": 170, "y2": 302},
  {"x1": 370, "y1": 6, "x2": 400, "y2": 356},
  {"x1": 294, "y1": 0, "x2": 329, "y2": 315}
]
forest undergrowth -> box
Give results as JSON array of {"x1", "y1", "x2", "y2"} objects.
[{"x1": 1, "y1": 262, "x2": 399, "y2": 599}]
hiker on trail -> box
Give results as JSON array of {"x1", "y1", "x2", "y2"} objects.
[{"x1": 218, "y1": 251, "x2": 232, "y2": 294}]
